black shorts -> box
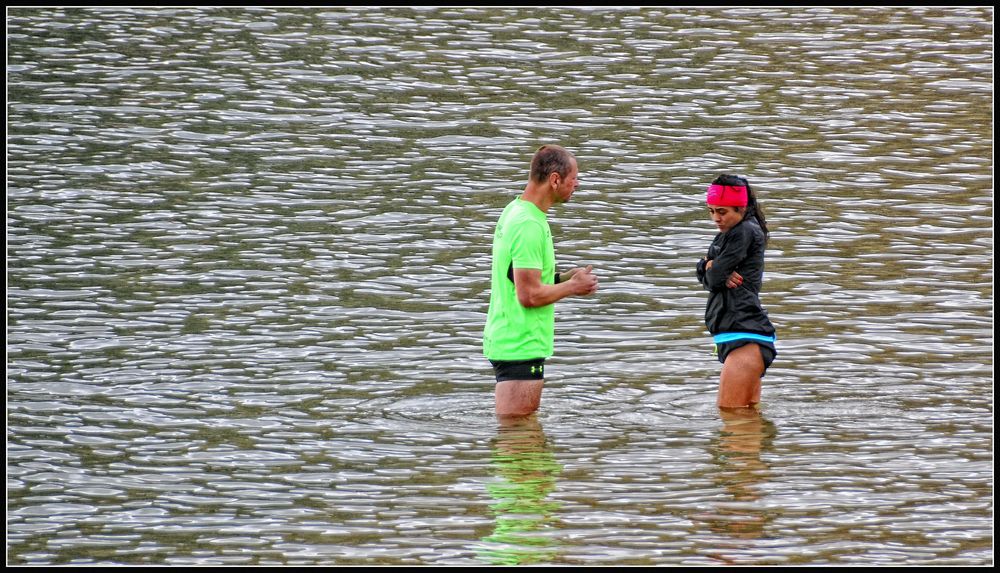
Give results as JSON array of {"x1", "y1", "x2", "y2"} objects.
[
  {"x1": 489, "y1": 358, "x2": 546, "y2": 382},
  {"x1": 716, "y1": 340, "x2": 777, "y2": 374}
]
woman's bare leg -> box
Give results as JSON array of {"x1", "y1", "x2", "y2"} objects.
[{"x1": 718, "y1": 343, "x2": 764, "y2": 409}]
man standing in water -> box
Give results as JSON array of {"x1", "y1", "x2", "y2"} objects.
[{"x1": 483, "y1": 144, "x2": 599, "y2": 419}]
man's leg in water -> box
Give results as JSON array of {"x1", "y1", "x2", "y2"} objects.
[{"x1": 495, "y1": 379, "x2": 544, "y2": 419}]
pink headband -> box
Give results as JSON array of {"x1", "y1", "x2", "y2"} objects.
[{"x1": 706, "y1": 184, "x2": 747, "y2": 207}]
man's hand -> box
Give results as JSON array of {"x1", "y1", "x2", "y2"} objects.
[
  {"x1": 567, "y1": 265, "x2": 598, "y2": 296},
  {"x1": 514, "y1": 265, "x2": 597, "y2": 307}
]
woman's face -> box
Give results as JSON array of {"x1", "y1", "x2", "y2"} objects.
[{"x1": 707, "y1": 204, "x2": 744, "y2": 233}]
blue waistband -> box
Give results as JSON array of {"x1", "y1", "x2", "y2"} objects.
[{"x1": 713, "y1": 332, "x2": 776, "y2": 345}]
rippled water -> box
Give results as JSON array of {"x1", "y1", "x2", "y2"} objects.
[{"x1": 7, "y1": 6, "x2": 993, "y2": 566}]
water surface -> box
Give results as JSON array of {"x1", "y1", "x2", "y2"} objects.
[{"x1": 6, "y1": 6, "x2": 993, "y2": 566}]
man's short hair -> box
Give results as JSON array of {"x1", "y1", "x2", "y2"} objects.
[{"x1": 530, "y1": 144, "x2": 575, "y2": 183}]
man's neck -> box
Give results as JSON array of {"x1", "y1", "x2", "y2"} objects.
[{"x1": 520, "y1": 183, "x2": 552, "y2": 213}]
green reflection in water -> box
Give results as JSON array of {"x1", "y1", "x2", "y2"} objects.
[{"x1": 478, "y1": 417, "x2": 564, "y2": 566}]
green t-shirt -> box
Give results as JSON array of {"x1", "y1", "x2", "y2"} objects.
[{"x1": 483, "y1": 198, "x2": 556, "y2": 361}]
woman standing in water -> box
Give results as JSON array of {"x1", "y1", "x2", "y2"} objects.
[{"x1": 696, "y1": 175, "x2": 777, "y2": 409}]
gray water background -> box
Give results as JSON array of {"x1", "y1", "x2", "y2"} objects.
[{"x1": 6, "y1": 6, "x2": 993, "y2": 566}]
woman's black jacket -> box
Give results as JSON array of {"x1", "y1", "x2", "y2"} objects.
[{"x1": 696, "y1": 215, "x2": 775, "y2": 336}]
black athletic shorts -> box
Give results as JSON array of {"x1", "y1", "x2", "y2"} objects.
[{"x1": 489, "y1": 358, "x2": 545, "y2": 382}]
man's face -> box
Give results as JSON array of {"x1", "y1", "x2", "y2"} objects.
[{"x1": 553, "y1": 160, "x2": 579, "y2": 203}]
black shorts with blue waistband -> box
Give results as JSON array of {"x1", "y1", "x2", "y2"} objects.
[{"x1": 714, "y1": 332, "x2": 777, "y2": 373}]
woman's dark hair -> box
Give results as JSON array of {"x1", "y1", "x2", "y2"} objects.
[{"x1": 712, "y1": 174, "x2": 769, "y2": 243}]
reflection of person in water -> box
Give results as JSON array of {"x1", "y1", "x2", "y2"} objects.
[
  {"x1": 478, "y1": 416, "x2": 563, "y2": 565},
  {"x1": 702, "y1": 408, "x2": 776, "y2": 564}
]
